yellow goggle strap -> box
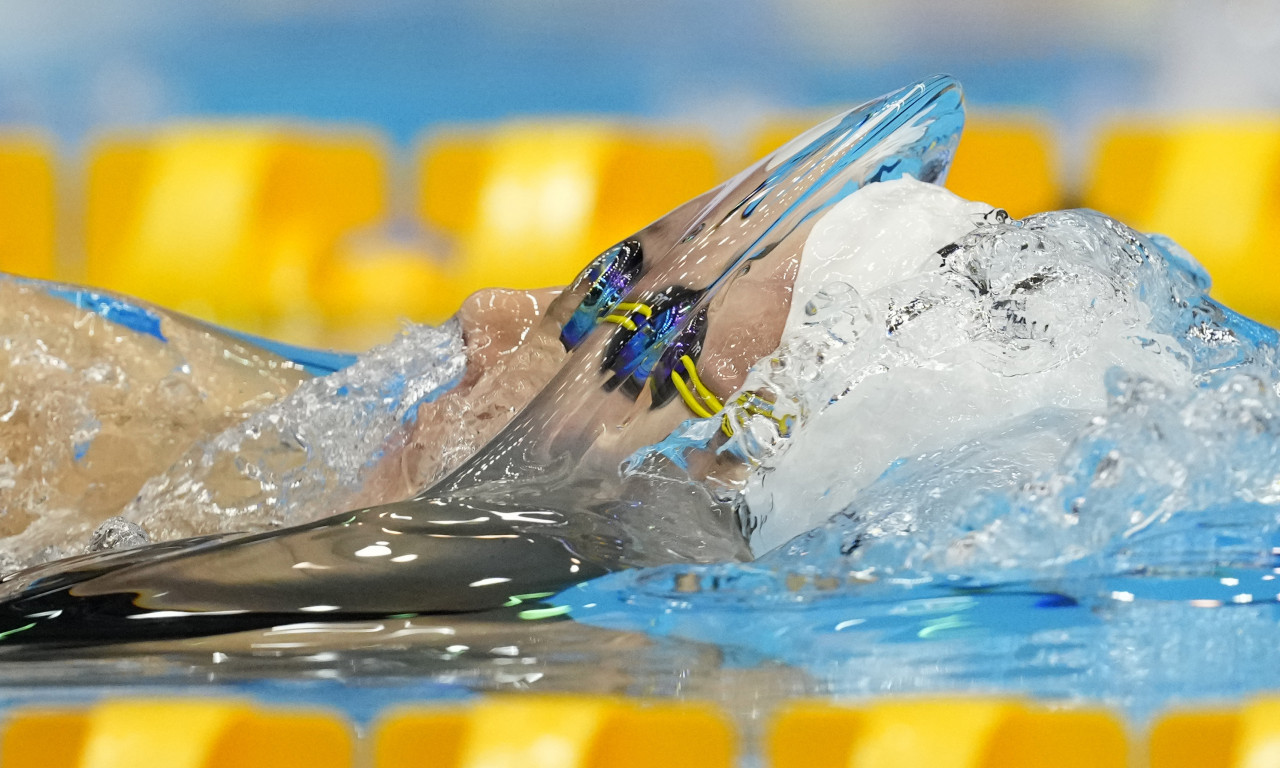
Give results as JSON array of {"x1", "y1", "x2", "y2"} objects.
[{"x1": 603, "y1": 301, "x2": 654, "y2": 332}]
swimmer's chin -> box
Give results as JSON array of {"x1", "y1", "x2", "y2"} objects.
[{"x1": 353, "y1": 285, "x2": 571, "y2": 506}]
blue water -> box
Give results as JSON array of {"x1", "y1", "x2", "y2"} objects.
[{"x1": 565, "y1": 567, "x2": 1280, "y2": 719}]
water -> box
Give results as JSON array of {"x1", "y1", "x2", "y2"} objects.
[
  {"x1": 1, "y1": 75, "x2": 1278, "y2": 727},
  {"x1": 113, "y1": 320, "x2": 466, "y2": 543},
  {"x1": 567, "y1": 185, "x2": 1280, "y2": 720},
  {"x1": 0, "y1": 280, "x2": 466, "y2": 571}
]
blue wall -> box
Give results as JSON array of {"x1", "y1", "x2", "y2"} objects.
[{"x1": 0, "y1": 1, "x2": 1183, "y2": 147}]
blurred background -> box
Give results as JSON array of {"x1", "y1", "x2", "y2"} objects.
[{"x1": 1, "y1": 0, "x2": 1279, "y2": 349}]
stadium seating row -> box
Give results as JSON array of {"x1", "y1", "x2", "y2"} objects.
[
  {"x1": 1, "y1": 114, "x2": 1277, "y2": 349},
  {"x1": 0, "y1": 123, "x2": 720, "y2": 349},
  {"x1": 0, "y1": 693, "x2": 1269, "y2": 767}
]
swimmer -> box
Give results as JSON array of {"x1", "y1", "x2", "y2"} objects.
[{"x1": 0, "y1": 75, "x2": 965, "y2": 644}]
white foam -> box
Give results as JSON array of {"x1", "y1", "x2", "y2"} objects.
[{"x1": 739, "y1": 177, "x2": 1194, "y2": 554}]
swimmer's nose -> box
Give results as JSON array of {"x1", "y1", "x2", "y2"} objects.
[{"x1": 458, "y1": 285, "x2": 562, "y2": 368}]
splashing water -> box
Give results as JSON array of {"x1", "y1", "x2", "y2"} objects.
[
  {"x1": 111, "y1": 321, "x2": 466, "y2": 543},
  {"x1": 741, "y1": 180, "x2": 1246, "y2": 554},
  {"x1": 758, "y1": 185, "x2": 1280, "y2": 577},
  {"x1": 569, "y1": 176, "x2": 1280, "y2": 716}
]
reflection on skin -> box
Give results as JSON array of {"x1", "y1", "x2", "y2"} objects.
[{"x1": 0, "y1": 75, "x2": 966, "y2": 645}]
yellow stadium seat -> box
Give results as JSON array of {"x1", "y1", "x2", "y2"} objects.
[
  {"x1": 767, "y1": 700, "x2": 865, "y2": 768},
  {"x1": 751, "y1": 111, "x2": 1061, "y2": 219},
  {"x1": 85, "y1": 125, "x2": 388, "y2": 343},
  {"x1": 0, "y1": 134, "x2": 57, "y2": 279},
  {"x1": 1084, "y1": 118, "x2": 1280, "y2": 327},
  {"x1": 416, "y1": 122, "x2": 720, "y2": 317},
  {"x1": 420, "y1": 133, "x2": 486, "y2": 242},
  {"x1": 769, "y1": 698, "x2": 1126, "y2": 768},
  {"x1": 318, "y1": 237, "x2": 456, "y2": 348},
  {"x1": 0, "y1": 699, "x2": 352, "y2": 768},
  {"x1": 1149, "y1": 707, "x2": 1237, "y2": 768},
  {"x1": 1082, "y1": 123, "x2": 1170, "y2": 227},
  {"x1": 945, "y1": 114, "x2": 1060, "y2": 218},
  {"x1": 1149, "y1": 697, "x2": 1280, "y2": 767},
  {"x1": 31, "y1": 693, "x2": 1280, "y2": 766},
  {"x1": 374, "y1": 695, "x2": 734, "y2": 768}
]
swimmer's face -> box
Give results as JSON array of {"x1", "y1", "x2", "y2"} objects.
[
  {"x1": 542, "y1": 190, "x2": 805, "y2": 461},
  {"x1": 444, "y1": 76, "x2": 966, "y2": 487}
]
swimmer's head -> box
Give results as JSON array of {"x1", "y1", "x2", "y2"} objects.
[
  {"x1": 0, "y1": 78, "x2": 977, "y2": 641},
  {"x1": 439, "y1": 75, "x2": 967, "y2": 491},
  {"x1": 553, "y1": 78, "x2": 963, "y2": 448}
]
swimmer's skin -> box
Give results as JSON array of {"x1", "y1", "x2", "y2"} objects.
[
  {"x1": 0, "y1": 278, "x2": 310, "y2": 567},
  {"x1": 0, "y1": 76, "x2": 966, "y2": 644},
  {"x1": 381, "y1": 193, "x2": 803, "y2": 498}
]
